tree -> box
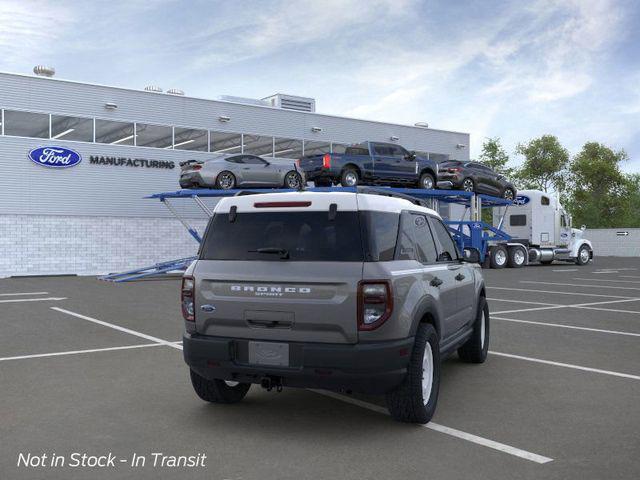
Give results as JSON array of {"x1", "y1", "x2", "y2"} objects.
[
  {"x1": 478, "y1": 137, "x2": 514, "y2": 177},
  {"x1": 515, "y1": 135, "x2": 569, "y2": 192},
  {"x1": 566, "y1": 142, "x2": 632, "y2": 228}
]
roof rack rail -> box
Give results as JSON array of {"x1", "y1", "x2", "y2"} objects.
[{"x1": 355, "y1": 186, "x2": 430, "y2": 208}]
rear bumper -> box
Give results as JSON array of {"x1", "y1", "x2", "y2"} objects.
[
  {"x1": 179, "y1": 172, "x2": 207, "y2": 188},
  {"x1": 301, "y1": 166, "x2": 337, "y2": 182},
  {"x1": 183, "y1": 333, "x2": 414, "y2": 394}
]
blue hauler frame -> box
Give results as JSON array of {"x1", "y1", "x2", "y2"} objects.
[{"x1": 101, "y1": 186, "x2": 512, "y2": 282}]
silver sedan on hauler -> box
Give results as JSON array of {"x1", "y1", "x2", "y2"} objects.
[{"x1": 179, "y1": 154, "x2": 305, "y2": 190}]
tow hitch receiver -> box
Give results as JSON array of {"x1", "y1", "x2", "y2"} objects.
[{"x1": 260, "y1": 376, "x2": 283, "y2": 392}]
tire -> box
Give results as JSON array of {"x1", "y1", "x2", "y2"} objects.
[
  {"x1": 189, "y1": 369, "x2": 250, "y2": 404},
  {"x1": 489, "y1": 245, "x2": 508, "y2": 269},
  {"x1": 540, "y1": 260, "x2": 554, "y2": 265},
  {"x1": 462, "y1": 178, "x2": 475, "y2": 192},
  {"x1": 215, "y1": 171, "x2": 236, "y2": 190},
  {"x1": 507, "y1": 246, "x2": 526, "y2": 268},
  {"x1": 386, "y1": 323, "x2": 440, "y2": 424},
  {"x1": 418, "y1": 172, "x2": 435, "y2": 190},
  {"x1": 340, "y1": 168, "x2": 359, "y2": 187},
  {"x1": 458, "y1": 297, "x2": 489, "y2": 363},
  {"x1": 283, "y1": 170, "x2": 303, "y2": 189},
  {"x1": 502, "y1": 188, "x2": 515, "y2": 201},
  {"x1": 576, "y1": 245, "x2": 591, "y2": 265}
]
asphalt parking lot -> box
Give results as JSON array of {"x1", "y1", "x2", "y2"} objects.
[{"x1": 1, "y1": 257, "x2": 639, "y2": 480}]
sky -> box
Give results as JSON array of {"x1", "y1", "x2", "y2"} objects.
[{"x1": 1, "y1": 0, "x2": 639, "y2": 172}]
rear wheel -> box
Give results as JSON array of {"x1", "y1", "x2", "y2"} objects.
[
  {"x1": 418, "y1": 172, "x2": 435, "y2": 190},
  {"x1": 576, "y1": 245, "x2": 591, "y2": 265},
  {"x1": 489, "y1": 245, "x2": 508, "y2": 269},
  {"x1": 283, "y1": 170, "x2": 303, "y2": 189},
  {"x1": 507, "y1": 246, "x2": 526, "y2": 268},
  {"x1": 386, "y1": 323, "x2": 440, "y2": 424},
  {"x1": 502, "y1": 188, "x2": 515, "y2": 201},
  {"x1": 462, "y1": 178, "x2": 475, "y2": 192},
  {"x1": 190, "y1": 369, "x2": 250, "y2": 404},
  {"x1": 216, "y1": 171, "x2": 236, "y2": 190},
  {"x1": 340, "y1": 168, "x2": 359, "y2": 187},
  {"x1": 458, "y1": 297, "x2": 489, "y2": 363}
]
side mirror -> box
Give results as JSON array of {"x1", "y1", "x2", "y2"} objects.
[
  {"x1": 581, "y1": 225, "x2": 586, "y2": 231},
  {"x1": 463, "y1": 248, "x2": 481, "y2": 263},
  {"x1": 405, "y1": 151, "x2": 416, "y2": 161}
]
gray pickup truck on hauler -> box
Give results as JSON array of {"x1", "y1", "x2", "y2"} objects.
[{"x1": 181, "y1": 188, "x2": 489, "y2": 423}]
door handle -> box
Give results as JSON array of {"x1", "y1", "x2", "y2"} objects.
[
  {"x1": 430, "y1": 277, "x2": 443, "y2": 287},
  {"x1": 455, "y1": 273, "x2": 465, "y2": 281}
]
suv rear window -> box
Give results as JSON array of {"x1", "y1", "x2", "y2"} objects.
[
  {"x1": 201, "y1": 211, "x2": 367, "y2": 262},
  {"x1": 200, "y1": 210, "x2": 400, "y2": 262}
]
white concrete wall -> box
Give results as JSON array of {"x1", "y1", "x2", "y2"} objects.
[
  {"x1": 583, "y1": 228, "x2": 640, "y2": 257},
  {"x1": 0, "y1": 215, "x2": 207, "y2": 278}
]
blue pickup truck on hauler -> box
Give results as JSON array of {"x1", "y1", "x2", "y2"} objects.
[{"x1": 298, "y1": 141, "x2": 439, "y2": 189}]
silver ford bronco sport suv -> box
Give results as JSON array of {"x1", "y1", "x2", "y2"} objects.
[{"x1": 182, "y1": 188, "x2": 489, "y2": 423}]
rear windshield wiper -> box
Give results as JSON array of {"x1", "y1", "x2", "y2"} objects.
[{"x1": 248, "y1": 247, "x2": 290, "y2": 260}]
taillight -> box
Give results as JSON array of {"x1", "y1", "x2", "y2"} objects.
[
  {"x1": 296, "y1": 158, "x2": 301, "y2": 167},
  {"x1": 181, "y1": 276, "x2": 195, "y2": 321},
  {"x1": 358, "y1": 281, "x2": 393, "y2": 331},
  {"x1": 322, "y1": 153, "x2": 331, "y2": 168},
  {"x1": 449, "y1": 167, "x2": 461, "y2": 173}
]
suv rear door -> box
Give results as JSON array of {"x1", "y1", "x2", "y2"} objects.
[{"x1": 193, "y1": 200, "x2": 363, "y2": 344}]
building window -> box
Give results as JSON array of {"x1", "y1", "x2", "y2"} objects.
[
  {"x1": 210, "y1": 131, "x2": 242, "y2": 154},
  {"x1": 243, "y1": 135, "x2": 274, "y2": 156},
  {"x1": 135, "y1": 123, "x2": 172, "y2": 149},
  {"x1": 51, "y1": 115, "x2": 93, "y2": 142},
  {"x1": 173, "y1": 127, "x2": 208, "y2": 151},
  {"x1": 95, "y1": 119, "x2": 135, "y2": 145},
  {"x1": 303, "y1": 140, "x2": 331, "y2": 156},
  {"x1": 3, "y1": 110, "x2": 49, "y2": 138},
  {"x1": 273, "y1": 137, "x2": 303, "y2": 158}
]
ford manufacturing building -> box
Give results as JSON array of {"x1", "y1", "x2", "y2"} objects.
[{"x1": 0, "y1": 69, "x2": 470, "y2": 278}]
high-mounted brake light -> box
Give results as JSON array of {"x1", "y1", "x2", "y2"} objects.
[
  {"x1": 181, "y1": 276, "x2": 195, "y2": 322},
  {"x1": 322, "y1": 153, "x2": 331, "y2": 169},
  {"x1": 358, "y1": 280, "x2": 393, "y2": 331},
  {"x1": 254, "y1": 201, "x2": 312, "y2": 208}
]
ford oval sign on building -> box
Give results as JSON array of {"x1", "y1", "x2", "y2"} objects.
[{"x1": 28, "y1": 146, "x2": 82, "y2": 168}]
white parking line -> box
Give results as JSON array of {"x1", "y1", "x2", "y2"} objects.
[
  {"x1": 552, "y1": 269, "x2": 578, "y2": 272},
  {"x1": 0, "y1": 292, "x2": 49, "y2": 296},
  {"x1": 491, "y1": 298, "x2": 640, "y2": 315},
  {"x1": 51, "y1": 307, "x2": 183, "y2": 350},
  {"x1": 492, "y1": 305, "x2": 567, "y2": 315},
  {"x1": 0, "y1": 297, "x2": 67, "y2": 304},
  {"x1": 521, "y1": 281, "x2": 640, "y2": 292},
  {"x1": 0, "y1": 343, "x2": 162, "y2": 362},
  {"x1": 492, "y1": 316, "x2": 640, "y2": 338},
  {"x1": 489, "y1": 286, "x2": 637, "y2": 299},
  {"x1": 487, "y1": 298, "x2": 559, "y2": 307},
  {"x1": 490, "y1": 351, "x2": 640, "y2": 381},
  {"x1": 311, "y1": 390, "x2": 553, "y2": 464},
  {"x1": 621, "y1": 275, "x2": 640, "y2": 279},
  {"x1": 573, "y1": 277, "x2": 640, "y2": 284}
]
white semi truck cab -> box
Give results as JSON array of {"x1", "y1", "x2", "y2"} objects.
[{"x1": 489, "y1": 189, "x2": 593, "y2": 268}]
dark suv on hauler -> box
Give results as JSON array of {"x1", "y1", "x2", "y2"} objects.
[{"x1": 181, "y1": 188, "x2": 489, "y2": 423}]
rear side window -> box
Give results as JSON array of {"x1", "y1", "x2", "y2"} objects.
[
  {"x1": 395, "y1": 213, "x2": 438, "y2": 263},
  {"x1": 200, "y1": 211, "x2": 364, "y2": 262},
  {"x1": 361, "y1": 211, "x2": 399, "y2": 261},
  {"x1": 345, "y1": 147, "x2": 369, "y2": 156},
  {"x1": 541, "y1": 196, "x2": 550, "y2": 206},
  {"x1": 510, "y1": 214, "x2": 527, "y2": 226},
  {"x1": 430, "y1": 218, "x2": 459, "y2": 262}
]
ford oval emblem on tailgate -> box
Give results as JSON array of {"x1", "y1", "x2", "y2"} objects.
[{"x1": 28, "y1": 146, "x2": 82, "y2": 168}]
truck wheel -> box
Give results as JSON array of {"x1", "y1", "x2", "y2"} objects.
[
  {"x1": 458, "y1": 297, "x2": 489, "y2": 363},
  {"x1": 418, "y1": 172, "x2": 435, "y2": 190},
  {"x1": 507, "y1": 246, "x2": 526, "y2": 268},
  {"x1": 502, "y1": 188, "x2": 515, "y2": 200},
  {"x1": 489, "y1": 245, "x2": 507, "y2": 269},
  {"x1": 340, "y1": 168, "x2": 359, "y2": 187},
  {"x1": 189, "y1": 369, "x2": 250, "y2": 404},
  {"x1": 386, "y1": 323, "x2": 440, "y2": 424},
  {"x1": 576, "y1": 245, "x2": 591, "y2": 265},
  {"x1": 216, "y1": 171, "x2": 236, "y2": 190}
]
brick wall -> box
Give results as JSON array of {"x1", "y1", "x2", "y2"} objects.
[
  {"x1": 583, "y1": 228, "x2": 640, "y2": 257},
  {"x1": 0, "y1": 215, "x2": 208, "y2": 278}
]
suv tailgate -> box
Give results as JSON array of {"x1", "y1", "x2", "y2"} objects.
[{"x1": 193, "y1": 261, "x2": 361, "y2": 344}]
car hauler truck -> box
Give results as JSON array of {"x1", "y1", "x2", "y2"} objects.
[{"x1": 488, "y1": 189, "x2": 593, "y2": 268}]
